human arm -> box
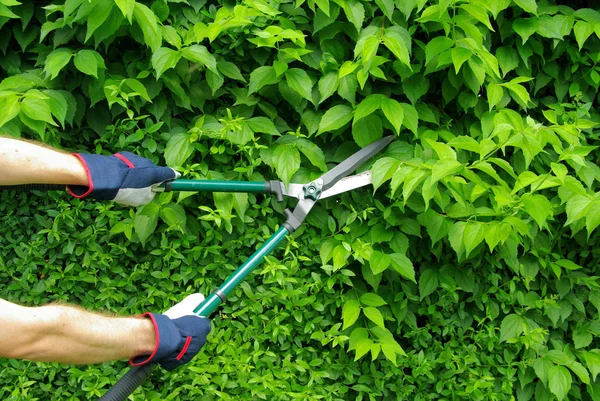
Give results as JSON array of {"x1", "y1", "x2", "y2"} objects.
[
  {"x1": 0, "y1": 294, "x2": 210, "y2": 367},
  {"x1": 0, "y1": 136, "x2": 178, "y2": 206},
  {"x1": 0, "y1": 299, "x2": 156, "y2": 364},
  {"x1": 0, "y1": 137, "x2": 87, "y2": 186}
]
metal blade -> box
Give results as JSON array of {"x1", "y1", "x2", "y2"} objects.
[
  {"x1": 319, "y1": 136, "x2": 394, "y2": 191},
  {"x1": 281, "y1": 171, "x2": 373, "y2": 200},
  {"x1": 320, "y1": 171, "x2": 372, "y2": 199}
]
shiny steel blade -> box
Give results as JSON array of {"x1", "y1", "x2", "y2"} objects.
[
  {"x1": 281, "y1": 171, "x2": 373, "y2": 200},
  {"x1": 319, "y1": 170, "x2": 372, "y2": 199},
  {"x1": 318, "y1": 136, "x2": 393, "y2": 191}
]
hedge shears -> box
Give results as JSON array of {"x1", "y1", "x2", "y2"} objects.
[{"x1": 1, "y1": 135, "x2": 394, "y2": 400}]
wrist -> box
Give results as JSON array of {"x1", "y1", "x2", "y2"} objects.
[{"x1": 133, "y1": 315, "x2": 158, "y2": 357}]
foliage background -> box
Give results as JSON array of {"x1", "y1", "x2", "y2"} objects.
[{"x1": 2, "y1": 0, "x2": 600, "y2": 400}]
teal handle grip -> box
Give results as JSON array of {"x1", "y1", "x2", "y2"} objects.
[
  {"x1": 194, "y1": 225, "x2": 290, "y2": 316},
  {"x1": 162, "y1": 180, "x2": 267, "y2": 193}
]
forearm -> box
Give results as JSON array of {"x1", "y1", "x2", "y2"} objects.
[
  {"x1": 0, "y1": 137, "x2": 87, "y2": 185},
  {"x1": 0, "y1": 300, "x2": 156, "y2": 364}
]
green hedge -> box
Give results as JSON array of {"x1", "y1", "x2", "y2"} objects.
[{"x1": 2, "y1": 0, "x2": 600, "y2": 400}]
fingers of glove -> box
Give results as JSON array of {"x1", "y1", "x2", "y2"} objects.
[
  {"x1": 160, "y1": 316, "x2": 211, "y2": 370},
  {"x1": 112, "y1": 188, "x2": 155, "y2": 207},
  {"x1": 121, "y1": 166, "x2": 178, "y2": 189},
  {"x1": 164, "y1": 293, "x2": 205, "y2": 319}
]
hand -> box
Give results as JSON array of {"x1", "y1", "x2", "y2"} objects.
[
  {"x1": 131, "y1": 294, "x2": 211, "y2": 371},
  {"x1": 67, "y1": 152, "x2": 179, "y2": 206}
]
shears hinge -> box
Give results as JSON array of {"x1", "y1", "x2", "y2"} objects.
[{"x1": 303, "y1": 179, "x2": 323, "y2": 201}]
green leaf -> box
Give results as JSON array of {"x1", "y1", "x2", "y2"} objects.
[
  {"x1": 85, "y1": 0, "x2": 113, "y2": 42},
  {"x1": 534, "y1": 357, "x2": 553, "y2": 386},
  {"x1": 521, "y1": 194, "x2": 553, "y2": 228},
  {"x1": 586, "y1": 202, "x2": 600, "y2": 236},
  {"x1": 160, "y1": 203, "x2": 187, "y2": 230},
  {"x1": 360, "y1": 293, "x2": 387, "y2": 307},
  {"x1": 354, "y1": 94, "x2": 384, "y2": 123},
  {"x1": 403, "y1": 75, "x2": 429, "y2": 104},
  {"x1": 151, "y1": 48, "x2": 183, "y2": 78},
  {"x1": 343, "y1": 0, "x2": 365, "y2": 31},
  {"x1": 0, "y1": 94, "x2": 20, "y2": 127},
  {"x1": 389, "y1": 253, "x2": 416, "y2": 283},
  {"x1": 499, "y1": 314, "x2": 524, "y2": 343},
  {"x1": 273, "y1": 144, "x2": 300, "y2": 185},
  {"x1": 342, "y1": 300, "x2": 361, "y2": 330},
  {"x1": 400, "y1": 103, "x2": 418, "y2": 135},
  {"x1": 419, "y1": 268, "x2": 438, "y2": 300},
  {"x1": 382, "y1": 27, "x2": 411, "y2": 67},
  {"x1": 354, "y1": 337, "x2": 373, "y2": 360},
  {"x1": 285, "y1": 68, "x2": 313, "y2": 101},
  {"x1": 425, "y1": 36, "x2": 454, "y2": 66},
  {"x1": 44, "y1": 48, "x2": 73, "y2": 79},
  {"x1": 431, "y1": 159, "x2": 463, "y2": 183},
  {"x1": 114, "y1": 0, "x2": 135, "y2": 22},
  {"x1": 45, "y1": 90, "x2": 68, "y2": 127},
  {"x1": 165, "y1": 133, "x2": 193, "y2": 167},
  {"x1": 501, "y1": 81, "x2": 531, "y2": 108},
  {"x1": 548, "y1": 366, "x2": 571, "y2": 401},
  {"x1": 206, "y1": 70, "x2": 224, "y2": 95},
  {"x1": 460, "y1": 4, "x2": 494, "y2": 31},
  {"x1": 73, "y1": 50, "x2": 100, "y2": 78},
  {"x1": 371, "y1": 157, "x2": 400, "y2": 191},
  {"x1": 496, "y1": 46, "x2": 519, "y2": 77},
  {"x1": 0, "y1": 4, "x2": 19, "y2": 18},
  {"x1": 135, "y1": 202, "x2": 160, "y2": 244},
  {"x1": 565, "y1": 194, "x2": 592, "y2": 226},
  {"x1": 513, "y1": 0, "x2": 537, "y2": 15},
  {"x1": 296, "y1": 137, "x2": 327, "y2": 171},
  {"x1": 417, "y1": 209, "x2": 452, "y2": 246},
  {"x1": 246, "y1": 117, "x2": 279, "y2": 136},
  {"x1": 352, "y1": 114, "x2": 383, "y2": 148},
  {"x1": 363, "y1": 306, "x2": 385, "y2": 328},
  {"x1": 21, "y1": 96, "x2": 56, "y2": 126},
  {"x1": 318, "y1": 72, "x2": 338, "y2": 104},
  {"x1": 567, "y1": 361, "x2": 590, "y2": 385},
  {"x1": 487, "y1": 83, "x2": 504, "y2": 111},
  {"x1": 317, "y1": 104, "x2": 353, "y2": 135},
  {"x1": 248, "y1": 66, "x2": 279, "y2": 95},
  {"x1": 574, "y1": 21, "x2": 595, "y2": 50},
  {"x1": 122, "y1": 78, "x2": 152, "y2": 102},
  {"x1": 513, "y1": 18, "x2": 539, "y2": 44},
  {"x1": 370, "y1": 250, "x2": 391, "y2": 274},
  {"x1": 380, "y1": 98, "x2": 404, "y2": 134},
  {"x1": 463, "y1": 222, "x2": 485, "y2": 257},
  {"x1": 181, "y1": 45, "x2": 217, "y2": 72},
  {"x1": 133, "y1": 3, "x2": 161, "y2": 52},
  {"x1": 217, "y1": 60, "x2": 246, "y2": 82},
  {"x1": 451, "y1": 46, "x2": 472, "y2": 74},
  {"x1": 584, "y1": 350, "x2": 600, "y2": 381},
  {"x1": 537, "y1": 15, "x2": 572, "y2": 40}
]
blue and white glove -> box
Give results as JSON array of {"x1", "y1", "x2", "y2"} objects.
[
  {"x1": 131, "y1": 293, "x2": 211, "y2": 371},
  {"x1": 67, "y1": 152, "x2": 179, "y2": 206}
]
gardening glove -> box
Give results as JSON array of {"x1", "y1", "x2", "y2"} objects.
[
  {"x1": 130, "y1": 293, "x2": 211, "y2": 371},
  {"x1": 67, "y1": 152, "x2": 179, "y2": 206}
]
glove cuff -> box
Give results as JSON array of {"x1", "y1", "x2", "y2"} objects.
[
  {"x1": 67, "y1": 153, "x2": 93, "y2": 198},
  {"x1": 67, "y1": 153, "x2": 123, "y2": 200},
  {"x1": 130, "y1": 313, "x2": 180, "y2": 367}
]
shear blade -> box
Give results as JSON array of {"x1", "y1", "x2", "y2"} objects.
[{"x1": 282, "y1": 171, "x2": 373, "y2": 200}]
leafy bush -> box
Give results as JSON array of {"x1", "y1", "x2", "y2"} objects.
[{"x1": 2, "y1": 0, "x2": 600, "y2": 400}]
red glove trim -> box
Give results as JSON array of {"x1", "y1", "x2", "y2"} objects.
[
  {"x1": 175, "y1": 336, "x2": 193, "y2": 361},
  {"x1": 66, "y1": 153, "x2": 93, "y2": 198},
  {"x1": 114, "y1": 153, "x2": 135, "y2": 168},
  {"x1": 130, "y1": 312, "x2": 160, "y2": 367}
]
